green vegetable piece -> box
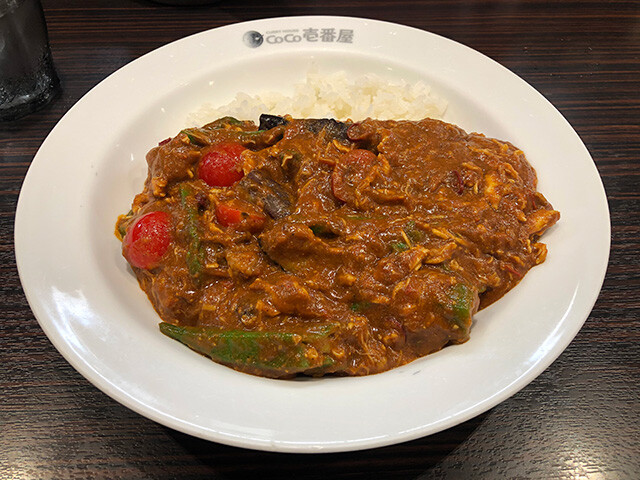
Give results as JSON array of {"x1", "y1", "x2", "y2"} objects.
[
  {"x1": 214, "y1": 116, "x2": 242, "y2": 126},
  {"x1": 180, "y1": 128, "x2": 210, "y2": 146},
  {"x1": 240, "y1": 130, "x2": 266, "y2": 137},
  {"x1": 159, "y1": 323, "x2": 338, "y2": 376},
  {"x1": 309, "y1": 224, "x2": 337, "y2": 239},
  {"x1": 202, "y1": 116, "x2": 245, "y2": 130},
  {"x1": 116, "y1": 210, "x2": 134, "y2": 238},
  {"x1": 179, "y1": 185, "x2": 204, "y2": 276},
  {"x1": 448, "y1": 283, "x2": 475, "y2": 330},
  {"x1": 309, "y1": 225, "x2": 328, "y2": 236},
  {"x1": 404, "y1": 220, "x2": 425, "y2": 243},
  {"x1": 390, "y1": 241, "x2": 409, "y2": 252},
  {"x1": 350, "y1": 301, "x2": 371, "y2": 312},
  {"x1": 344, "y1": 214, "x2": 387, "y2": 221}
]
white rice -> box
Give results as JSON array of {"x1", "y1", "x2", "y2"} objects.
[{"x1": 187, "y1": 70, "x2": 447, "y2": 125}]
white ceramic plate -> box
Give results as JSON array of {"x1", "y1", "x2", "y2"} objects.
[{"x1": 15, "y1": 16, "x2": 610, "y2": 453}]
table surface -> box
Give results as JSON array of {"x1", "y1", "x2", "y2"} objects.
[{"x1": 2, "y1": 0, "x2": 639, "y2": 478}]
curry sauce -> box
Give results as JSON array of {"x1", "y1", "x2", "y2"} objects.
[{"x1": 116, "y1": 115, "x2": 559, "y2": 378}]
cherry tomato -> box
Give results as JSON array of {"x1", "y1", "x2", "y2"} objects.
[
  {"x1": 122, "y1": 211, "x2": 172, "y2": 269},
  {"x1": 198, "y1": 142, "x2": 246, "y2": 187},
  {"x1": 215, "y1": 201, "x2": 266, "y2": 232}
]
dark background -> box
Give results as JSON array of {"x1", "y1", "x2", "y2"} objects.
[{"x1": 1, "y1": 0, "x2": 639, "y2": 478}]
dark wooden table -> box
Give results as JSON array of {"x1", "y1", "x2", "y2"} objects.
[{"x1": 2, "y1": 0, "x2": 638, "y2": 478}]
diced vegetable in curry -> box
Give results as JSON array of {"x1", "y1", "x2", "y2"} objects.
[{"x1": 115, "y1": 115, "x2": 559, "y2": 378}]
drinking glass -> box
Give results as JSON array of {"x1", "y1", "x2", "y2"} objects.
[{"x1": 0, "y1": 0, "x2": 60, "y2": 121}]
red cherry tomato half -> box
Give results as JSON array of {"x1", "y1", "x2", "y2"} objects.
[
  {"x1": 122, "y1": 211, "x2": 172, "y2": 269},
  {"x1": 198, "y1": 142, "x2": 247, "y2": 187}
]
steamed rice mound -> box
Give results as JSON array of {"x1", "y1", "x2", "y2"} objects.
[{"x1": 188, "y1": 70, "x2": 447, "y2": 125}]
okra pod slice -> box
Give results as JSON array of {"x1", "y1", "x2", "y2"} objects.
[
  {"x1": 159, "y1": 323, "x2": 338, "y2": 377},
  {"x1": 447, "y1": 283, "x2": 477, "y2": 331}
]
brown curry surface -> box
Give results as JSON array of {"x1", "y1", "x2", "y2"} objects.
[{"x1": 116, "y1": 115, "x2": 559, "y2": 378}]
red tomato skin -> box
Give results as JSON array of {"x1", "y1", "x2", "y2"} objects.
[
  {"x1": 122, "y1": 211, "x2": 172, "y2": 269},
  {"x1": 215, "y1": 203, "x2": 243, "y2": 226},
  {"x1": 215, "y1": 202, "x2": 266, "y2": 232},
  {"x1": 198, "y1": 143, "x2": 246, "y2": 187}
]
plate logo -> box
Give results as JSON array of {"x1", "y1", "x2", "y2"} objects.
[
  {"x1": 243, "y1": 27, "x2": 355, "y2": 48},
  {"x1": 243, "y1": 30, "x2": 264, "y2": 48}
]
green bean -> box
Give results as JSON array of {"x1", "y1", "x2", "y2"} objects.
[{"x1": 179, "y1": 185, "x2": 204, "y2": 277}]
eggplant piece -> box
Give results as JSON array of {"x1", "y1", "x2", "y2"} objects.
[
  {"x1": 237, "y1": 169, "x2": 293, "y2": 220},
  {"x1": 259, "y1": 114, "x2": 288, "y2": 130},
  {"x1": 263, "y1": 194, "x2": 291, "y2": 220},
  {"x1": 303, "y1": 118, "x2": 350, "y2": 142}
]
